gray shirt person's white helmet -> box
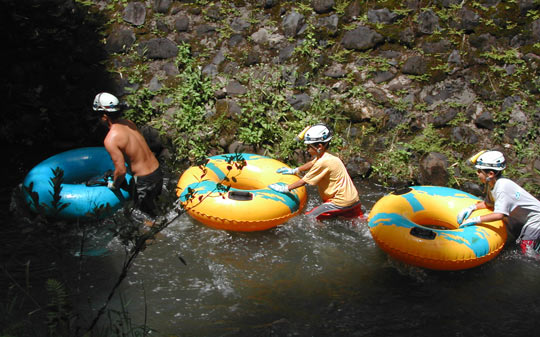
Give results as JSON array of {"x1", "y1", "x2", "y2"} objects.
[{"x1": 475, "y1": 150, "x2": 506, "y2": 171}]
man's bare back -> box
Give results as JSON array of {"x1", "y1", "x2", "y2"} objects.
[{"x1": 104, "y1": 119, "x2": 159, "y2": 186}]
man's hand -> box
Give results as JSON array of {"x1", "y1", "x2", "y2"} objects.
[
  {"x1": 457, "y1": 204, "x2": 476, "y2": 224},
  {"x1": 276, "y1": 167, "x2": 298, "y2": 175},
  {"x1": 460, "y1": 216, "x2": 481, "y2": 228},
  {"x1": 107, "y1": 178, "x2": 117, "y2": 190},
  {"x1": 269, "y1": 183, "x2": 289, "y2": 193}
]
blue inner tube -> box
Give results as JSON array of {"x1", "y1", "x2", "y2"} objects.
[{"x1": 22, "y1": 147, "x2": 132, "y2": 219}]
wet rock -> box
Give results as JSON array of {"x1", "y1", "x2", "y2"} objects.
[
  {"x1": 470, "y1": 33, "x2": 497, "y2": 51},
  {"x1": 324, "y1": 63, "x2": 347, "y2": 78},
  {"x1": 383, "y1": 108, "x2": 406, "y2": 130},
  {"x1": 435, "y1": 0, "x2": 462, "y2": 7},
  {"x1": 343, "y1": 0, "x2": 361, "y2": 23},
  {"x1": 282, "y1": 11, "x2": 305, "y2": 37},
  {"x1": 448, "y1": 50, "x2": 461, "y2": 65},
  {"x1": 422, "y1": 40, "x2": 453, "y2": 54},
  {"x1": 367, "y1": 8, "x2": 398, "y2": 24},
  {"x1": 251, "y1": 28, "x2": 270, "y2": 44},
  {"x1": 226, "y1": 80, "x2": 247, "y2": 96},
  {"x1": 367, "y1": 87, "x2": 390, "y2": 107},
  {"x1": 174, "y1": 15, "x2": 190, "y2": 32},
  {"x1": 417, "y1": 10, "x2": 440, "y2": 35},
  {"x1": 216, "y1": 99, "x2": 243, "y2": 117},
  {"x1": 287, "y1": 93, "x2": 312, "y2": 111},
  {"x1": 224, "y1": 62, "x2": 240, "y2": 75},
  {"x1": 137, "y1": 38, "x2": 178, "y2": 59},
  {"x1": 372, "y1": 69, "x2": 397, "y2": 84},
  {"x1": 229, "y1": 34, "x2": 245, "y2": 47},
  {"x1": 245, "y1": 50, "x2": 261, "y2": 66},
  {"x1": 519, "y1": 0, "x2": 539, "y2": 14},
  {"x1": 451, "y1": 126, "x2": 478, "y2": 144},
  {"x1": 228, "y1": 141, "x2": 256, "y2": 154},
  {"x1": 418, "y1": 152, "x2": 449, "y2": 186},
  {"x1": 259, "y1": 0, "x2": 278, "y2": 9},
  {"x1": 211, "y1": 50, "x2": 226, "y2": 65},
  {"x1": 162, "y1": 62, "x2": 179, "y2": 77},
  {"x1": 148, "y1": 76, "x2": 162, "y2": 92},
  {"x1": 140, "y1": 125, "x2": 163, "y2": 153},
  {"x1": 231, "y1": 17, "x2": 251, "y2": 33},
  {"x1": 531, "y1": 19, "x2": 540, "y2": 42},
  {"x1": 312, "y1": 0, "x2": 335, "y2": 14},
  {"x1": 202, "y1": 64, "x2": 218, "y2": 78},
  {"x1": 401, "y1": 55, "x2": 427, "y2": 75},
  {"x1": 156, "y1": 19, "x2": 171, "y2": 33},
  {"x1": 431, "y1": 108, "x2": 458, "y2": 127},
  {"x1": 482, "y1": 0, "x2": 502, "y2": 7},
  {"x1": 195, "y1": 24, "x2": 217, "y2": 36},
  {"x1": 153, "y1": 0, "x2": 171, "y2": 14},
  {"x1": 346, "y1": 156, "x2": 371, "y2": 178},
  {"x1": 105, "y1": 28, "x2": 136, "y2": 54},
  {"x1": 534, "y1": 158, "x2": 540, "y2": 172},
  {"x1": 317, "y1": 14, "x2": 339, "y2": 36},
  {"x1": 341, "y1": 26, "x2": 384, "y2": 51},
  {"x1": 278, "y1": 44, "x2": 296, "y2": 63},
  {"x1": 474, "y1": 111, "x2": 495, "y2": 130},
  {"x1": 459, "y1": 7, "x2": 480, "y2": 32},
  {"x1": 399, "y1": 27, "x2": 415, "y2": 46},
  {"x1": 123, "y1": 2, "x2": 146, "y2": 26},
  {"x1": 461, "y1": 181, "x2": 483, "y2": 196}
]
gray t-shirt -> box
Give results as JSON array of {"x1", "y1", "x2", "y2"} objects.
[{"x1": 490, "y1": 178, "x2": 540, "y2": 241}]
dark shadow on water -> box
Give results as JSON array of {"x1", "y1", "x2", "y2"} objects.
[{"x1": 0, "y1": 1, "x2": 130, "y2": 336}]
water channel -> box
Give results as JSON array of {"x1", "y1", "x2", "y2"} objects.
[
  {"x1": 75, "y1": 181, "x2": 540, "y2": 336},
  {"x1": 4, "y1": 148, "x2": 540, "y2": 336}
]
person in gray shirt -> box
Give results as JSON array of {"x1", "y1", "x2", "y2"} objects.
[{"x1": 457, "y1": 150, "x2": 540, "y2": 255}]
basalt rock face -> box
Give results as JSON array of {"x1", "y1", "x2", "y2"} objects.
[{"x1": 4, "y1": 0, "x2": 540, "y2": 189}]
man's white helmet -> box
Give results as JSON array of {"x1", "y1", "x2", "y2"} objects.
[
  {"x1": 93, "y1": 92, "x2": 120, "y2": 112},
  {"x1": 475, "y1": 150, "x2": 506, "y2": 171},
  {"x1": 304, "y1": 124, "x2": 332, "y2": 144}
]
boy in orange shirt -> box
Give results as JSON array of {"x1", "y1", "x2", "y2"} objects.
[{"x1": 269, "y1": 124, "x2": 361, "y2": 219}]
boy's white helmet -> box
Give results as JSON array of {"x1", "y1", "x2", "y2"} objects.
[
  {"x1": 304, "y1": 124, "x2": 332, "y2": 144},
  {"x1": 475, "y1": 151, "x2": 506, "y2": 171},
  {"x1": 93, "y1": 92, "x2": 120, "y2": 112}
]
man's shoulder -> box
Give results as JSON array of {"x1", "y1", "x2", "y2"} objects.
[{"x1": 104, "y1": 124, "x2": 130, "y2": 146}]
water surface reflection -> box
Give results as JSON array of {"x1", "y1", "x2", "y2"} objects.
[{"x1": 77, "y1": 182, "x2": 540, "y2": 336}]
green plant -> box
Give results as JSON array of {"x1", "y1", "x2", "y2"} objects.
[
  {"x1": 153, "y1": 44, "x2": 215, "y2": 163},
  {"x1": 293, "y1": 21, "x2": 322, "y2": 71},
  {"x1": 22, "y1": 168, "x2": 70, "y2": 217},
  {"x1": 371, "y1": 142, "x2": 413, "y2": 186},
  {"x1": 46, "y1": 279, "x2": 72, "y2": 336},
  {"x1": 236, "y1": 70, "x2": 291, "y2": 153},
  {"x1": 335, "y1": 0, "x2": 351, "y2": 16}
]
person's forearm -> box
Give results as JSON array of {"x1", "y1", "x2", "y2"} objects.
[
  {"x1": 475, "y1": 201, "x2": 486, "y2": 210},
  {"x1": 480, "y1": 212, "x2": 504, "y2": 223},
  {"x1": 288, "y1": 179, "x2": 306, "y2": 191},
  {"x1": 113, "y1": 168, "x2": 126, "y2": 186},
  {"x1": 297, "y1": 161, "x2": 314, "y2": 172}
]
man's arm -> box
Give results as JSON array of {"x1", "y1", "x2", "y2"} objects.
[
  {"x1": 288, "y1": 178, "x2": 307, "y2": 191},
  {"x1": 297, "y1": 160, "x2": 315, "y2": 173},
  {"x1": 104, "y1": 135, "x2": 127, "y2": 188}
]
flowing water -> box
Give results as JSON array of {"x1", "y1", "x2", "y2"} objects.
[
  {"x1": 4, "y1": 147, "x2": 540, "y2": 336},
  {"x1": 69, "y1": 182, "x2": 540, "y2": 337}
]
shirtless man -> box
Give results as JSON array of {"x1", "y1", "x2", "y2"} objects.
[{"x1": 93, "y1": 92, "x2": 163, "y2": 216}]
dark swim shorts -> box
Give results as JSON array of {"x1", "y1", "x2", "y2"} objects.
[{"x1": 133, "y1": 166, "x2": 163, "y2": 215}]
